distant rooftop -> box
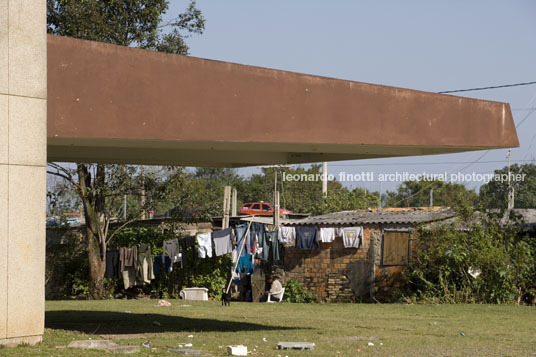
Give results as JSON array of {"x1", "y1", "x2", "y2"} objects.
[{"x1": 289, "y1": 207, "x2": 456, "y2": 226}]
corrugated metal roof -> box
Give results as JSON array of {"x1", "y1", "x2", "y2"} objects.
[
  {"x1": 236, "y1": 208, "x2": 536, "y2": 228},
  {"x1": 287, "y1": 208, "x2": 456, "y2": 226}
]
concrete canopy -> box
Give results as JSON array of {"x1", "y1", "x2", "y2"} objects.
[{"x1": 47, "y1": 35, "x2": 519, "y2": 167}]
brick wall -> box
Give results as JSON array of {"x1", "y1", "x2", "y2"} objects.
[
  {"x1": 282, "y1": 225, "x2": 413, "y2": 302},
  {"x1": 282, "y1": 227, "x2": 378, "y2": 302}
]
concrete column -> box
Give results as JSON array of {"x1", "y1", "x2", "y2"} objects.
[{"x1": 0, "y1": 0, "x2": 47, "y2": 347}]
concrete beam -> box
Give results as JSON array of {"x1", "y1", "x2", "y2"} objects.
[{"x1": 47, "y1": 35, "x2": 518, "y2": 166}]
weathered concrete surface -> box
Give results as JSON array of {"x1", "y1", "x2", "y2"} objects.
[
  {"x1": 278, "y1": 341, "x2": 315, "y2": 350},
  {"x1": 66, "y1": 340, "x2": 140, "y2": 354},
  {"x1": 67, "y1": 340, "x2": 117, "y2": 349},
  {"x1": 47, "y1": 35, "x2": 519, "y2": 167},
  {"x1": 0, "y1": 0, "x2": 47, "y2": 348},
  {"x1": 169, "y1": 349, "x2": 205, "y2": 355},
  {"x1": 346, "y1": 260, "x2": 374, "y2": 298}
]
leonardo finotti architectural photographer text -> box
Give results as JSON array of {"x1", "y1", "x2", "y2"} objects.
[{"x1": 282, "y1": 171, "x2": 526, "y2": 183}]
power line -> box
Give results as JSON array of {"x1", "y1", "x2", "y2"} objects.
[
  {"x1": 438, "y1": 81, "x2": 536, "y2": 94},
  {"x1": 328, "y1": 159, "x2": 532, "y2": 167},
  {"x1": 512, "y1": 107, "x2": 536, "y2": 111}
]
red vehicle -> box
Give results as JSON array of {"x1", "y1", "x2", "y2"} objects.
[{"x1": 239, "y1": 202, "x2": 292, "y2": 216}]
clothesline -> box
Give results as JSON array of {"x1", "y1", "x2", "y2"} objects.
[{"x1": 103, "y1": 221, "x2": 365, "y2": 292}]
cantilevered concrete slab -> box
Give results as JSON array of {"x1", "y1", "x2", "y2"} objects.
[{"x1": 47, "y1": 35, "x2": 519, "y2": 166}]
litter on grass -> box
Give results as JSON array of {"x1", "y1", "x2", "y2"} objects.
[
  {"x1": 277, "y1": 342, "x2": 315, "y2": 351},
  {"x1": 156, "y1": 299, "x2": 172, "y2": 307},
  {"x1": 227, "y1": 345, "x2": 248, "y2": 356}
]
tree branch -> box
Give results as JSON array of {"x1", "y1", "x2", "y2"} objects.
[
  {"x1": 105, "y1": 217, "x2": 138, "y2": 245},
  {"x1": 47, "y1": 163, "x2": 81, "y2": 191}
]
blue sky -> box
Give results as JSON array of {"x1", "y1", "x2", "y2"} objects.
[{"x1": 169, "y1": 0, "x2": 536, "y2": 193}]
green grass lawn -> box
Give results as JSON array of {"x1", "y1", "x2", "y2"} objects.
[{"x1": 1, "y1": 300, "x2": 534, "y2": 356}]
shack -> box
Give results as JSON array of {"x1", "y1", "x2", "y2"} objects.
[{"x1": 280, "y1": 207, "x2": 455, "y2": 302}]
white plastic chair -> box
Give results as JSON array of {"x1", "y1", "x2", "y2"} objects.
[{"x1": 267, "y1": 287, "x2": 285, "y2": 303}]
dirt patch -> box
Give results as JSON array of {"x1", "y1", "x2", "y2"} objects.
[
  {"x1": 320, "y1": 336, "x2": 379, "y2": 341},
  {"x1": 99, "y1": 332, "x2": 183, "y2": 340}
]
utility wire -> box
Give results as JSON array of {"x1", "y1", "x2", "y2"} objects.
[
  {"x1": 438, "y1": 81, "x2": 536, "y2": 94},
  {"x1": 387, "y1": 90, "x2": 536, "y2": 207},
  {"x1": 328, "y1": 159, "x2": 532, "y2": 167}
]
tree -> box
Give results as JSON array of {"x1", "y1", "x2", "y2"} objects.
[
  {"x1": 47, "y1": 174, "x2": 81, "y2": 217},
  {"x1": 47, "y1": 0, "x2": 204, "y2": 54},
  {"x1": 383, "y1": 180, "x2": 478, "y2": 208},
  {"x1": 238, "y1": 165, "x2": 379, "y2": 214},
  {"x1": 46, "y1": 0, "x2": 205, "y2": 299},
  {"x1": 479, "y1": 164, "x2": 536, "y2": 209}
]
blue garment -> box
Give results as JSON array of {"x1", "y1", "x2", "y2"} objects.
[
  {"x1": 153, "y1": 255, "x2": 172, "y2": 275},
  {"x1": 258, "y1": 230, "x2": 271, "y2": 261},
  {"x1": 295, "y1": 226, "x2": 319, "y2": 250},
  {"x1": 249, "y1": 223, "x2": 264, "y2": 255},
  {"x1": 267, "y1": 230, "x2": 280, "y2": 261},
  {"x1": 236, "y1": 253, "x2": 253, "y2": 274},
  {"x1": 235, "y1": 224, "x2": 248, "y2": 256}
]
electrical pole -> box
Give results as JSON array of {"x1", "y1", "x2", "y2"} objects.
[
  {"x1": 223, "y1": 186, "x2": 231, "y2": 229},
  {"x1": 274, "y1": 171, "x2": 280, "y2": 225},
  {"x1": 231, "y1": 188, "x2": 237, "y2": 217},
  {"x1": 378, "y1": 181, "x2": 382, "y2": 209},
  {"x1": 123, "y1": 194, "x2": 127, "y2": 221},
  {"x1": 322, "y1": 161, "x2": 328, "y2": 197},
  {"x1": 507, "y1": 149, "x2": 515, "y2": 209}
]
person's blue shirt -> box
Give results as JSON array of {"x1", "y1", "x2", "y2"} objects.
[{"x1": 236, "y1": 253, "x2": 253, "y2": 274}]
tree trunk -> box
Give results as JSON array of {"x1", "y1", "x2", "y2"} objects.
[
  {"x1": 140, "y1": 165, "x2": 146, "y2": 219},
  {"x1": 78, "y1": 163, "x2": 108, "y2": 299},
  {"x1": 87, "y1": 227, "x2": 106, "y2": 299}
]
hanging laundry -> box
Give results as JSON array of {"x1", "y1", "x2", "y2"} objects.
[
  {"x1": 137, "y1": 243, "x2": 155, "y2": 284},
  {"x1": 278, "y1": 226, "x2": 296, "y2": 246},
  {"x1": 231, "y1": 249, "x2": 240, "y2": 281},
  {"x1": 258, "y1": 229, "x2": 271, "y2": 261},
  {"x1": 212, "y1": 228, "x2": 233, "y2": 256},
  {"x1": 319, "y1": 227, "x2": 336, "y2": 243},
  {"x1": 105, "y1": 249, "x2": 120, "y2": 279},
  {"x1": 341, "y1": 227, "x2": 363, "y2": 248},
  {"x1": 153, "y1": 255, "x2": 172, "y2": 275},
  {"x1": 181, "y1": 236, "x2": 196, "y2": 266},
  {"x1": 236, "y1": 253, "x2": 253, "y2": 274},
  {"x1": 249, "y1": 223, "x2": 264, "y2": 255},
  {"x1": 163, "y1": 238, "x2": 180, "y2": 264},
  {"x1": 264, "y1": 224, "x2": 277, "y2": 232},
  {"x1": 267, "y1": 229, "x2": 280, "y2": 261},
  {"x1": 235, "y1": 224, "x2": 249, "y2": 256},
  {"x1": 119, "y1": 246, "x2": 138, "y2": 289},
  {"x1": 197, "y1": 232, "x2": 213, "y2": 258},
  {"x1": 295, "y1": 226, "x2": 319, "y2": 250}
]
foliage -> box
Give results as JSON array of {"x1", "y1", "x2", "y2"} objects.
[
  {"x1": 241, "y1": 165, "x2": 379, "y2": 214},
  {"x1": 283, "y1": 278, "x2": 316, "y2": 303},
  {"x1": 47, "y1": 175, "x2": 81, "y2": 216},
  {"x1": 156, "y1": 167, "x2": 244, "y2": 220},
  {"x1": 402, "y1": 208, "x2": 536, "y2": 304},
  {"x1": 383, "y1": 180, "x2": 478, "y2": 208},
  {"x1": 46, "y1": 226, "x2": 232, "y2": 299},
  {"x1": 46, "y1": 0, "x2": 205, "y2": 299},
  {"x1": 47, "y1": 0, "x2": 204, "y2": 55},
  {"x1": 111, "y1": 226, "x2": 232, "y2": 299},
  {"x1": 45, "y1": 229, "x2": 89, "y2": 299},
  {"x1": 479, "y1": 164, "x2": 536, "y2": 209}
]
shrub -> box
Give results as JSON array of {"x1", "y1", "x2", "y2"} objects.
[
  {"x1": 402, "y1": 209, "x2": 535, "y2": 304},
  {"x1": 283, "y1": 278, "x2": 316, "y2": 303}
]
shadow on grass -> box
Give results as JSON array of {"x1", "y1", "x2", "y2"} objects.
[{"x1": 46, "y1": 310, "x2": 301, "y2": 335}]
